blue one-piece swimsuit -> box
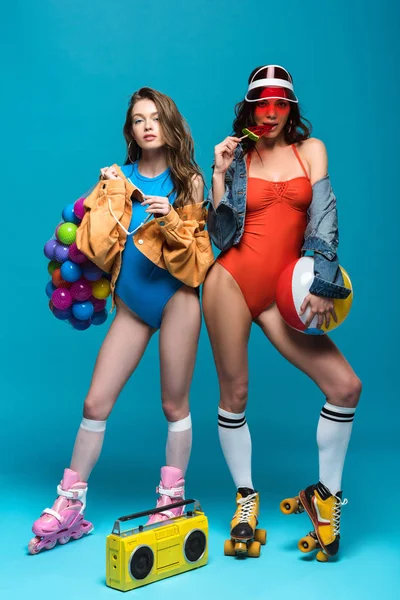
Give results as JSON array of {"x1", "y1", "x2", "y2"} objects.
[{"x1": 115, "y1": 162, "x2": 183, "y2": 328}]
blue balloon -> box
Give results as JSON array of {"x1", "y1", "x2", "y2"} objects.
[
  {"x1": 53, "y1": 306, "x2": 72, "y2": 320},
  {"x1": 69, "y1": 316, "x2": 91, "y2": 330},
  {"x1": 72, "y1": 301, "x2": 94, "y2": 321},
  {"x1": 62, "y1": 203, "x2": 80, "y2": 224},
  {"x1": 61, "y1": 261, "x2": 82, "y2": 283},
  {"x1": 91, "y1": 309, "x2": 108, "y2": 326},
  {"x1": 45, "y1": 281, "x2": 56, "y2": 298}
]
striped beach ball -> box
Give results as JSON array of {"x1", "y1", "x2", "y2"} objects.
[{"x1": 276, "y1": 256, "x2": 353, "y2": 335}]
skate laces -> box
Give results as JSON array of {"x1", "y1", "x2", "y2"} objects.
[
  {"x1": 157, "y1": 484, "x2": 184, "y2": 499},
  {"x1": 332, "y1": 495, "x2": 348, "y2": 536},
  {"x1": 237, "y1": 493, "x2": 258, "y2": 523}
]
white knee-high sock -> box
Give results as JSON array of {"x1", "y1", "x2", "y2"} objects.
[
  {"x1": 317, "y1": 402, "x2": 356, "y2": 495},
  {"x1": 70, "y1": 418, "x2": 107, "y2": 482},
  {"x1": 166, "y1": 414, "x2": 192, "y2": 475},
  {"x1": 218, "y1": 407, "x2": 253, "y2": 490}
]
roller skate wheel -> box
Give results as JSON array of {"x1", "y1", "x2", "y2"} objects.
[
  {"x1": 72, "y1": 531, "x2": 83, "y2": 540},
  {"x1": 247, "y1": 541, "x2": 261, "y2": 558},
  {"x1": 316, "y1": 550, "x2": 329, "y2": 562},
  {"x1": 224, "y1": 539, "x2": 236, "y2": 556},
  {"x1": 254, "y1": 528, "x2": 267, "y2": 545},
  {"x1": 234, "y1": 542, "x2": 247, "y2": 554},
  {"x1": 28, "y1": 537, "x2": 41, "y2": 555},
  {"x1": 280, "y1": 497, "x2": 300, "y2": 514},
  {"x1": 45, "y1": 539, "x2": 57, "y2": 550},
  {"x1": 58, "y1": 535, "x2": 71, "y2": 545},
  {"x1": 298, "y1": 534, "x2": 317, "y2": 553}
]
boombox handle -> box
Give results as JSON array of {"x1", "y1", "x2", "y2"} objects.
[{"x1": 112, "y1": 499, "x2": 203, "y2": 536}]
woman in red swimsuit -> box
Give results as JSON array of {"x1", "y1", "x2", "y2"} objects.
[{"x1": 203, "y1": 65, "x2": 362, "y2": 559}]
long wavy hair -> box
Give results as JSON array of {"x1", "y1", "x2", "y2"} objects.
[
  {"x1": 123, "y1": 87, "x2": 203, "y2": 207},
  {"x1": 233, "y1": 66, "x2": 312, "y2": 155}
]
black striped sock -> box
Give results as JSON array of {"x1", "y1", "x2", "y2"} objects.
[{"x1": 320, "y1": 404, "x2": 355, "y2": 423}]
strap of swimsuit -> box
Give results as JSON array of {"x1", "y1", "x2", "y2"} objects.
[{"x1": 291, "y1": 144, "x2": 310, "y2": 179}]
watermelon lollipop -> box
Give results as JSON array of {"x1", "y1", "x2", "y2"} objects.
[{"x1": 241, "y1": 125, "x2": 274, "y2": 141}]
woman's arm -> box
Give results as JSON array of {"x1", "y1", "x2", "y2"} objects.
[{"x1": 151, "y1": 175, "x2": 215, "y2": 286}]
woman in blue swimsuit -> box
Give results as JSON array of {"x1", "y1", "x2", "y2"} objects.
[{"x1": 29, "y1": 88, "x2": 212, "y2": 554}]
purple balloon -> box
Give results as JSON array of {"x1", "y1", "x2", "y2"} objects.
[
  {"x1": 53, "y1": 306, "x2": 72, "y2": 320},
  {"x1": 44, "y1": 239, "x2": 57, "y2": 260},
  {"x1": 69, "y1": 316, "x2": 91, "y2": 330},
  {"x1": 54, "y1": 242, "x2": 70, "y2": 263},
  {"x1": 83, "y1": 262, "x2": 102, "y2": 281}
]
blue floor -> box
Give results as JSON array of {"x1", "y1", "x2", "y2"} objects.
[{"x1": 2, "y1": 448, "x2": 400, "y2": 600}]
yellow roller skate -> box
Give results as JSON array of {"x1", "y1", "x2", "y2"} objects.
[
  {"x1": 224, "y1": 488, "x2": 267, "y2": 558},
  {"x1": 280, "y1": 481, "x2": 348, "y2": 562}
]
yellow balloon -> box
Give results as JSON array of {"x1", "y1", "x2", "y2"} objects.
[{"x1": 91, "y1": 278, "x2": 111, "y2": 300}]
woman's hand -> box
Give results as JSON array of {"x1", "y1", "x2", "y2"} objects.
[
  {"x1": 100, "y1": 166, "x2": 121, "y2": 180},
  {"x1": 300, "y1": 293, "x2": 338, "y2": 330},
  {"x1": 141, "y1": 195, "x2": 171, "y2": 217},
  {"x1": 214, "y1": 136, "x2": 241, "y2": 175}
]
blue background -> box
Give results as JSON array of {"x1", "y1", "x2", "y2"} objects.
[{"x1": 2, "y1": 1, "x2": 399, "y2": 598}]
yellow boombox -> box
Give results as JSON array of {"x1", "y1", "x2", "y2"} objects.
[{"x1": 106, "y1": 499, "x2": 208, "y2": 592}]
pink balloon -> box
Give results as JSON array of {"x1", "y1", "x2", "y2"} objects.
[
  {"x1": 69, "y1": 242, "x2": 87, "y2": 264},
  {"x1": 90, "y1": 296, "x2": 107, "y2": 313},
  {"x1": 74, "y1": 197, "x2": 86, "y2": 220},
  {"x1": 52, "y1": 288, "x2": 73, "y2": 310},
  {"x1": 70, "y1": 279, "x2": 92, "y2": 302}
]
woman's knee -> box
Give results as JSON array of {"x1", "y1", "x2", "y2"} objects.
[
  {"x1": 161, "y1": 396, "x2": 189, "y2": 422},
  {"x1": 330, "y1": 374, "x2": 362, "y2": 408},
  {"x1": 220, "y1": 376, "x2": 249, "y2": 413},
  {"x1": 83, "y1": 392, "x2": 115, "y2": 421}
]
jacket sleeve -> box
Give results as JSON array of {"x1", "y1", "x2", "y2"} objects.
[
  {"x1": 154, "y1": 204, "x2": 215, "y2": 287},
  {"x1": 206, "y1": 163, "x2": 237, "y2": 251},
  {"x1": 76, "y1": 179, "x2": 131, "y2": 273},
  {"x1": 301, "y1": 175, "x2": 351, "y2": 299}
]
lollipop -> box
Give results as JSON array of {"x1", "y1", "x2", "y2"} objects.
[{"x1": 240, "y1": 125, "x2": 275, "y2": 141}]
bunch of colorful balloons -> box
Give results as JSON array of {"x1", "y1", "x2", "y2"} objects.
[{"x1": 44, "y1": 197, "x2": 111, "y2": 330}]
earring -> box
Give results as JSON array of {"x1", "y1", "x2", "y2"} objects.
[{"x1": 287, "y1": 120, "x2": 293, "y2": 134}]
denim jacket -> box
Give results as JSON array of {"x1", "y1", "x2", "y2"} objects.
[{"x1": 207, "y1": 144, "x2": 351, "y2": 299}]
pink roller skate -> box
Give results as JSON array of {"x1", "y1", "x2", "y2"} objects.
[
  {"x1": 28, "y1": 468, "x2": 93, "y2": 554},
  {"x1": 147, "y1": 466, "x2": 185, "y2": 524}
]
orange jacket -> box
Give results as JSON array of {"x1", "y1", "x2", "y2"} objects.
[{"x1": 76, "y1": 165, "x2": 215, "y2": 307}]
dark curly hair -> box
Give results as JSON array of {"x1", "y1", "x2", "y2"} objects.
[{"x1": 233, "y1": 66, "x2": 312, "y2": 154}]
